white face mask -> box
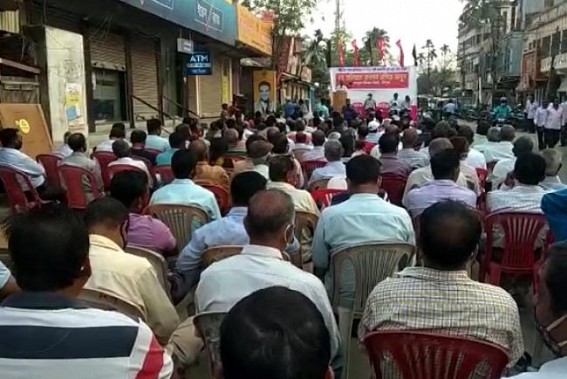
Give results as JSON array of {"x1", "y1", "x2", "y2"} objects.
[{"x1": 535, "y1": 307, "x2": 567, "y2": 357}]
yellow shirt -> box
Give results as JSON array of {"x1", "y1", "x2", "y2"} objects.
[
  {"x1": 193, "y1": 161, "x2": 229, "y2": 189},
  {"x1": 267, "y1": 181, "x2": 319, "y2": 215},
  {"x1": 85, "y1": 234, "x2": 179, "y2": 344}
]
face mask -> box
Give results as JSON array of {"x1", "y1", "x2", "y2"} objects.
[
  {"x1": 283, "y1": 224, "x2": 294, "y2": 247},
  {"x1": 534, "y1": 306, "x2": 567, "y2": 357}
]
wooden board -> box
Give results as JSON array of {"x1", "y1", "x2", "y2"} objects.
[
  {"x1": 332, "y1": 91, "x2": 347, "y2": 109},
  {"x1": 0, "y1": 103, "x2": 52, "y2": 158}
]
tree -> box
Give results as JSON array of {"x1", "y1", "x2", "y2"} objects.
[
  {"x1": 242, "y1": 0, "x2": 321, "y2": 69},
  {"x1": 423, "y1": 39, "x2": 437, "y2": 93},
  {"x1": 303, "y1": 29, "x2": 331, "y2": 99},
  {"x1": 362, "y1": 27, "x2": 389, "y2": 66}
]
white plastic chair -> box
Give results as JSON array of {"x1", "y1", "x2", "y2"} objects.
[
  {"x1": 79, "y1": 288, "x2": 144, "y2": 320},
  {"x1": 194, "y1": 312, "x2": 227, "y2": 379},
  {"x1": 125, "y1": 245, "x2": 170, "y2": 297},
  {"x1": 330, "y1": 242, "x2": 415, "y2": 378}
]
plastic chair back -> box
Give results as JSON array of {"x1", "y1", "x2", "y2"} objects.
[
  {"x1": 363, "y1": 331, "x2": 509, "y2": 379},
  {"x1": 58, "y1": 165, "x2": 103, "y2": 210},
  {"x1": 78, "y1": 288, "x2": 144, "y2": 320},
  {"x1": 36, "y1": 154, "x2": 62, "y2": 188},
  {"x1": 308, "y1": 178, "x2": 329, "y2": 192},
  {"x1": 125, "y1": 245, "x2": 170, "y2": 296},
  {"x1": 93, "y1": 151, "x2": 116, "y2": 189},
  {"x1": 381, "y1": 174, "x2": 407, "y2": 206},
  {"x1": 476, "y1": 168, "x2": 488, "y2": 188},
  {"x1": 0, "y1": 166, "x2": 42, "y2": 213},
  {"x1": 201, "y1": 245, "x2": 244, "y2": 268},
  {"x1": 199, "y1": 183, "x2": 230, "y2": 215},
  {"x1": 294, "y1": 211, "x2": 319, "y2": 264},
  {"x1": 301, "y1": 160, "x2": 327, "y2": 181},
  {"x1": 146, "y1": 204, "x2": 209, "y2": 251},
  {"x1": 311, "y1": 189, "x2": 346, "y2": 209},
  {"x1": 153, "y1": 165, "x2": 174, "y2": 186},
  {"x1": 194, "y1": 312, "x2": 227, "y2": 379},
  {"x1": 107, "y1": 164, "x2": 147, "y2": 181}
]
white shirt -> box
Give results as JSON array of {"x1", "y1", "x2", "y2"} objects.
[
  {"x1": 545, "y1": 106, "x2": 563, "y2": 130},
  {"x1": 0, "y1": 147, "x2": 45, "y2": 188},
  {"x1": 55, "y1": 144, "x2": 73, "y2": 158},
  {"x1": 96, "y1": 138, "x2": 131, "y2": 152},
  {"x1": 300, "y1": 146, "x2": 326, "y2": 162},
  {"x1": 483, "y1": 141, "x2": 514, "y2": 163},
  {"x1": 535, "y1": 106, "x2": 548, "y2": 127},
  {"x1": 196, "y1": 244, "x2": 341, "y2": 365},
  {"x1": 465, "y1": 148, "x2": 487, "y2": 170},
  {"x1": 508, "y1": 356, "x2": 567, "y2": 378},
  {"x1": 108, "y1": 157, "x2": 153, "y2": 186},
  {"x1": 527, "y1": 101, "x2": 538, "y2": 120},
  {"x1": 487, "y1": 185, "x2": 545, "y2": 214},
  {"x1": 490, "y1": 158, "x2": 516, "y2": 189},
  {"x1": 368, "y1": 119, "x2": 381, "y2": 132}
]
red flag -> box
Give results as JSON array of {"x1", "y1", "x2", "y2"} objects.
[
  {"x1": 351, "y1": 39, "x2": 360, "y2": 66},
  {"x1": 338, "y1": 39, "x2": 345, "y2": 67},
  {"x1": 396, "y1": 39, "x2": 405, "y2": 67},
  {"x1": 377, "y1": 37, "x2": 385, "y2": 65}
]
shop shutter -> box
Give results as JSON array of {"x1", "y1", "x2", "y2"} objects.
[
  {"x1": 130, "y1": 34, "x2": 159, "y2": 120},
  {"x1": 90, "y1": 30, "x2": 126, "y2": 71},
  {"x1": 199, "y1": 50, "x2": 223, "y2": 116},
  {"x1": 29, "y1": 1, "x2": 81, "y2": 33}
]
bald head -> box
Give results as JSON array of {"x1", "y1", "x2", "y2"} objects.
[
  {"x1": 402, "y1": 128, "x2": 419, "y2": 148},
  {"x1": 428, "y1": 138, "x2": 453, "y2": 158},
  {"x1": 244, "y1": 190, "x2": 295, "y2": 245},
  {"x1": 189, "y1": 139, "x2": 208, "y2": 162}
]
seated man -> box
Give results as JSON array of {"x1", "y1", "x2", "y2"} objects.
[
  {"x1": 110, "y1": 171, "x2": 176, "y2": 256},
  {"x1": 293, "y1": 132, "x2": 313, "y2": 151},
  {"x1": 482, "y1": 125, "x2": 515, "y2": 163},
  {"x1": 378, "y1": 133, "x2": 412, "y2": 178},
  {"x1": 308, "y1": 140, "x2": 345, "y2": 187},
  {"x1": 358, "y1": 201, "x2": 523, "y2": 369},
  {"x1": 190, "y1": 139, "x2": 229, "y2": 189},
  {"x1": 509, "y1": 242, "x2": 567, "y2": 378},
  {"x1": 540, "y1": 148, "x2": 566, "y2": 191},
  {"x1": 287, "y1": 119, "x2": 313, "y2": 143},
  {"x1": 458, "y1": 124, "x2": 487, "y2": 170},
  {"x1": 0, "y1": 205, "x2": 172, "y2": 378},
  {"x1": 95, "y1": 123, "x2": 130, "y2": 152},
  {"x1": 60, "y1": 132, "x2": 104, "y2": 196},
  {"x1": 108, "y1": 140, "x2": 153, "y2": 187},
  {"x1": 130, "y1": 130, "x2": 157, "y2": 165},
  {"x1": 405, "y1": 149, "x2": 477, "y2": 217},
  {"x1": 54, "y1": 131, "x2": 72, "y2": 158},
  {"x1": 175, "y1": 171, "x2": 299, "y2": 295},
  {"x1": 449, "y1": 136, "x2": 480, "y2": 194},
  {"x1": 398, "y1": 128, "x2": 429, "y2": 170},
  {"x1": 402, "y1": 138, "x2": 470, "y2": 203},
  {"x1": 312, "y1": 155, "x2": 414, "y2": 307},
  {"x1": 0, "y1": 128, "x2": 53, "y2": 197},
  {"x1": 220, "y1": 287, "x2": 333, "y2": 379},
  {"x1": 267, "y1": 155, "x2": 319, "y2": 215},
  {"x1": 145, "y1": 118, "x2": 170, "y2": 152},
  {"x1": 301, "y1": 130, "x2": 327, "y2": 162},
  {"x1": 232, "y1": 135, "x2": 273, "y2": 180},
  {"x1": 189, "y1": 189, "x2": 341, "y2": 374},
  {"x1": 223, "y1": 128, "x2": 246, "y2": 155},
  {"x1": 84, "y1": 197, "x2": 179, "y2": 345},
  {"x1": 490, "y1": 136, "x2": 533, "y2": 190},
  {"x1": 150, "y1": 149, "x2": 221, "y2": 221},
  {"x1": 156, "y1": 131, "x2": 186, "y2": 166}
]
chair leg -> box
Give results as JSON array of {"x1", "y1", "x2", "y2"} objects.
[{"x1": 337, "y1": 307, "x2": 353, "y2": 379}]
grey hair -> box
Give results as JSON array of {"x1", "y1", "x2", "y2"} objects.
[
  {"x1": 324, "y1": 140, "x2": 343, "y2": 161},
  {"x1": 542, "y1": 149, "x2": 562, "y2": 176},
  {"x1": 428, "y1": 138, "x2": 453, "y2": 158},
  {"x1": 487, "y1": 127, "x2": 500, "y2": 142}
]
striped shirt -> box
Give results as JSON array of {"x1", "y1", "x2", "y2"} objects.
[
  {"x1": 359, "y1": 267, "x2": 523, "y2": 369},
  {"x1": 0, "y1": 292, "x2": 173, "y2": 379}
]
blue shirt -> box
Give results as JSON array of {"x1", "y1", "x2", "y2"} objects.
[
  {"x1": 542, "y1": 188, "x2": 567, "y2": 242},
  {"x1": 443, "y1": 103, "x2": 457, "y2": 114},
  {"x1": 0, "y1": 147, "x2": 45, "y2": 188},
  {"x1": 176, "y1": 207, "x2": 300, "y2": 291},
  {"x1": 309, "y1": 161, "x2": 346, "y2": 186},
  {"x1": 145, "y1": 135, "x2": 170, "y2": 152},
  {"x1": 149, "y1": 179, "x2": 221, "y2": 221},
  {"x1": 312, "y1": 193, "x2": 415, "y2": 307},
  {"x1": 284, "y1": 102, "x2": 297, "y2": 118},
  {"x1": 155, "y1": 148, "x2": 179, "y2": 166}
]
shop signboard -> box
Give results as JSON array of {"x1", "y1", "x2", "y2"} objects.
[
  {"x1": 118, "y1": 0, "x2": 237, "y2": 45},
  {"x1": 185, "y1": 51, "x2": 212, "y2": 75},
  {"x1": 236, "y1": 4, "x2": 272, "y2": 56}
]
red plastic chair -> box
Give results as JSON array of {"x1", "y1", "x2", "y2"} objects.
[
  {"x1": 131, "y1": 155, "x2": 152, "y2": 171},
  {"x1": 363, "y1": 331, "x2": 509, "y2": 379},
  {"x1": 93, "y1": 151, "x2": 116, "y2": 190},
  {"x1": 476, "y1": 168, "x2": 488, "y2": 214},
  {"x1": 199, "y1": 183, "x2": 230, "y2": 215},
  {"x1": 311, "y1": 189, "x2": 346, "y2": 210},
  {"x1": 0, "y1": 166, "x2": 45, "y2": 213},
  {"x1": 107, "y1": 164, "x2": 147, "y2": 181},
  {"x1": 36, "y1": 154, "x2": 62, "y2": 189},
  {"x1": 153, "y1": 165, "x2": 174, "y2": 186},
  {"x1": 482, "y1": 212, "x2": 547, "y2": 293},
  {"x1": 301, "y1": 160, "x2": 327, "y2": 182},
  {"x1": 476, "y1": 168, "x2": 488, "y2": 189},
  {"x1": 58, "y1": 165, "x2": 103, "y2": 210},
  {"x1": 380, "y1": 174, "x2": 407, "y2": 206}
]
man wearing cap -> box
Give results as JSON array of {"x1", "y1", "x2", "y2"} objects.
[{"x1": 363, "y1": 93, "x2": 377, "y2": 114}]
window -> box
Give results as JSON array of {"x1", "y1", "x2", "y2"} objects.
[
  {"x1": 552, "y1": 32, "x2": 561, "y2": 55},
  {"x1": 561, "y1": 30, "x2": 567, "y2": 53},
  {"x1": 93, "y1": 68, "x2": 127, "y2": 122},
  {"x1": 542, "y1": 36, "x2": 551, "y2": 57}
]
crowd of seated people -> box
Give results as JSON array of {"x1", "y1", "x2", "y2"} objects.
[{"x1": 1, "y1": 103, "x2": 567, "y2": 379}]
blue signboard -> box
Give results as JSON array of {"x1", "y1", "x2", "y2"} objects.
[
  {"x1": 118, "y1": 0, "x2": 236, "y2": 46},
  {"x1": 185, "y1": 51, "x2": 212, "y2": 75}
]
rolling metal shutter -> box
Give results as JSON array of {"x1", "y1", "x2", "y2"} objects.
[
  {"x1": 130, "y1": 34, "x2": 159, "y2": 120},
  {"x1": 199, "y1": 50, "x2": 223, "y2": 116},
  {"x1": 29, "y1": 1, "x2": 80, "y2": 33},
  {"x1": 90, "y1": 30, "x2": 126, "y2": 71}
]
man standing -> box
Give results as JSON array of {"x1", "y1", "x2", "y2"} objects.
[
  {"x1": 284, "y1": 98, "x2": 298, "y2": 119},
  {"x1": 363, "y1": 93, "x2": 377, "y2": 114},
  {"x1": 525, "y1": 95, "x2": 537, "y2": 133},
  {"x1": 535, "y1": 100, "x2": 549, "y2": 150},
  {"x1": 545, "y1": 99, "x2": 563, "y2": 148},
  {"x1": 390, "y1": 93, "x2": 401, "y2": 113},
  {"x1": 342, "y1": 98, "x2": 358, "y2": 123}
]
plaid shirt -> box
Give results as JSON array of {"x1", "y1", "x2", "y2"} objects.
[{"x1": 359, "y1": 267, "x2": 524, "y2": 369}]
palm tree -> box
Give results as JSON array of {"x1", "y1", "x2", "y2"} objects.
[
  {"x1": 304, "y1": 29, "x2": 328, "y2": 67},
  {"x1": 416, "y1": 52, "x2": 426, "y2": 68},
  {"x1": 439, "y1": 44, "x2": 451, "y2": 69},
  {"x1": 424, "y1": 39, "x2": 437, "y2": 94},
  {"x1": 362, "y1": 27, "x2": 389, "y2": 66}
]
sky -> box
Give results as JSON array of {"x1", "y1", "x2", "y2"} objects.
[{"x1": 307, "y1": 0, "x2": 464, "y2": 57}]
